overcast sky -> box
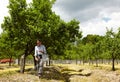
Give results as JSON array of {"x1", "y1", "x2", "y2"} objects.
[{"x1": 0, "y1": 0, "x2": 120, "y2": 37}]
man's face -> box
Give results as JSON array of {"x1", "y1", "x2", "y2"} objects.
[{"x1": 37, "y1": 40, "x2": 41, "y2": 46}]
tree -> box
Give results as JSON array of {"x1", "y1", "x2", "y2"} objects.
[
  {"x1": 104, "y1": 28, "x2": 120, "y2": 71},
  {"x1": 82, "y1": 34, "x2": 103, "y2": 45},
  {"x1": 1, "y1": 0, "x2": 82, "y2": 73},
  {"x1": 0, "y1": 32, "x2": 16, "y2": 66},
  {"x1": 92, "y1": 42, "x2": 102, "y2": 67},
  {"x1": 2, "y1": 0, "x2": 51, "y2": 73}
]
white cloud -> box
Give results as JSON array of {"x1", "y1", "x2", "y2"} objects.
[
  {"x1": 52, "y1": 3, "x2": 72, "y2": 21},
  {"x1": 0, "y1": 0, "x2": 9, "y2": 34},
  {"x1": 0, "y1": 0, "x2": 32, "y2": 34},
  {"x1": 81, "y1": 12, "x2": 120, "y2": 37},
  {"x1": 52, "y1": 0, "x2": 120, "y2": 37}
]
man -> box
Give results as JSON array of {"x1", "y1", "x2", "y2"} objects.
[{"x1": 34, "y1": 39, "x2": 47, "y2": 77}]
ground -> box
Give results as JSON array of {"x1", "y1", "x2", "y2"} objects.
[{"x1": 0, "y1": 64, "x2": 120, "y2": 82}]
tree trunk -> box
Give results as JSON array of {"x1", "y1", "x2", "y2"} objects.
[
  {"x1": 76, "y1": 59, "x2": 77, "y2": 65},
  {"x1": 82, "y1": 57, "x2": 85, "y2": 65},
  {"x1": 96, "y1": 60, "x2": 98, "y2": 67},
  {"x1": 18, "y1": 57, "x2": 20, "y2": 66},
  {"x1": 20, "y1": 43, "x2": 34, "y2": 73},
  {"x1": 33, "y1": 55, "x2": 37, "y2": 70},
  {"x1": 95, "y1": 58, "x2": 98, "y2": 67},
  {"x1": 112, "y1": 57, "x2": 115, "y2": 71},
  {"x1": 89, "y1": 58, "x2": 92, "y2": 65},
  {"x1": 101, "y1": 59, "x2": 103, "y2": 64},
  {"x1": 91, "y1": 60, "x2": 94, "y2": 65},
  {"x1": 88, "y1": 59, "x2": 90, "y2": 65},
  {"x1": 20, "y1": 54, "x2": 26, "y2": 73},
  {"x1": 9, "y1": 56, "x2": 12, "y2": 66},
  {"x1": 48, "y1": 55, "x2": 51, "y2": 66}
]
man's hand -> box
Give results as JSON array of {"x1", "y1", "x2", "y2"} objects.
[
  {"x1": 39, "y1": 50, "x2": 44, "y2": 54},
  {"x1": 35, "y1": 57, "x2": 39, "y2": 61}
]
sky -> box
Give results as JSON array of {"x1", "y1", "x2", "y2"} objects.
[
  {"x1": 0, "y1": 0, "x2": 120, "y2": 37},
  {"x1": 0, "y1": 0, "x2": 9, "y2": 33}
]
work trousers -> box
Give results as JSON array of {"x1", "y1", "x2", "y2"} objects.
[{"x1": 37, "y1": 59, "x2": 44, "y2": 74}]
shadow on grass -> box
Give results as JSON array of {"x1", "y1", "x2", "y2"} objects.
[
  {"x1": 26, "y1": 67, "x2": 65, "y2": 81},
  {"x1": 62, "y1": 71, "x2": 92, "y2": 82},
  {"x1": 25, "y1": 66, "x2": 92, "y2": 82}
]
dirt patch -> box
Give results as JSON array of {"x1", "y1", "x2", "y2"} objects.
[
  {"x1": 69, "y1": 69, "x2": 120, "y2": 82},
  {"x1": 0, "y1": 64, "x2": 120, "y2": 82},
  {"x1": 55, "y1": 64, "x2": 120, "y2": 82},
  {"x1": 89, "y1": 70, "x2": 120, "y2": 82}
]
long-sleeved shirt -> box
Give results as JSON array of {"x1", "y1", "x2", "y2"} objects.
[{"x1": 34, "y1": 45, "x2": 47, "y2": 56}]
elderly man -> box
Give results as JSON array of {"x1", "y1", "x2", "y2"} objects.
[{"x1": 34, "y1": 39, "x2": 47, "y2": 77}]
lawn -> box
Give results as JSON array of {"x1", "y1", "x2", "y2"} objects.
[
  {"x1": 0, "y1": 63, "x2": 120, "y2": 82},
  {"x1": 0, "y1": 64, "x2": 33, "y2": 75}
]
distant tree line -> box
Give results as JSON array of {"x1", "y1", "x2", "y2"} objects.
[{"x1": 62, "y1": 28, "x2": 120, "y2": 71}]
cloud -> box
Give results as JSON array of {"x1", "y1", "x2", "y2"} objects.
[
  {"x1": 52, "y1": 0, "x2": 120, "y2": 37},
  {"x1": 0, "y1": 0, "x2": 9, "y2": 34},
  {"x1": 0, "y1": 0, "x2": 32, "y2": 34},
  {"x1": 102, "y1": 17, "x2": 111, "y2": 22},
  {"x1": 81, "y1": 12, "x2": 120, "y2": 37},
  {"x1": 53, "y1": 0, "x2": 120, "y2": 22}
]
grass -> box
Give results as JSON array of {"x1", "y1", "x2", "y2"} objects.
[
  {"x1": 0, "y1": 64, "x2": 34, "y2": 76},
  {"x1": 0, "y1": 64, "x2": 65, "y2": 82},
  {"x1": 0, "y1": 63, "x2": 120, "y2": 82},
  {"x1": 53, "y1": 64, "x2": 120, "y2": 82},
  {"x1": 67, "y1": 63, "x2": 120, "y2": 71},
  {"x1": 54, "y1": 63, "x2": 116, "y2": 75}
]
